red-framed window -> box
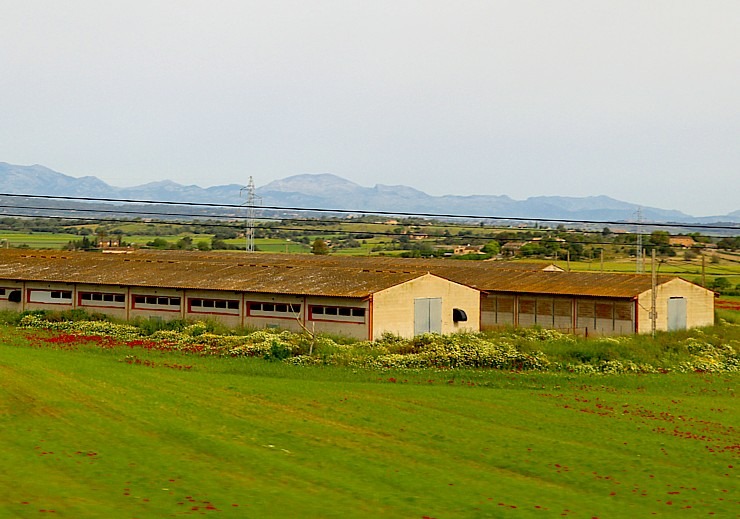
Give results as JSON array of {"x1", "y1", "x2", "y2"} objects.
[
  {"x1": 27, "y1": 289, "x2": 73, "y2": 305},
  {"x1": 188, "y1": 297, "x2": 240, "y2": 315},
  {"x1": 79, "y1": 291, "x2": 126, "y2": 308},
  {"x1": 309, "y1": 305, "x2": 366, "y2": 324},
  {"x1": 132, "y1": 294, "x2": 181, "y2": 312},
  {"x1": 247, "y1": 302, "x2": 301, "y2": 319}
]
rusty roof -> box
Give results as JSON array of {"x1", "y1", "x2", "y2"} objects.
[
  {"x1": 0, "y1": 250, "x2": 430, "y2": 298},
  {"x1": 101, "y1": 250, "x2": 558, "y2": 271},
  {"x1": 121, "y1": 251, "x2": 674, "y2": 298},
  {"x1": 0, "y1": 250, "x2": 686, "y2": 299}
]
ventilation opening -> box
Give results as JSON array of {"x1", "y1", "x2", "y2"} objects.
[
  {"x1": 8, "y1": 290, "x2": 22, "y2": 303},
  {"x1": 452, "y1": 308, "x2": 467, "y2": 322}
]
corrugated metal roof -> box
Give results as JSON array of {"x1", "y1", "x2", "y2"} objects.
[
  {"x1": 107, "y1": 250, "x2": 561, "y2": 273},
  {"x1": 0, "y1": 250, "x2": 683, "y2": 298},
  {"x1": 0, "y1": 250, "x2": 428, "y2": 298},
  {"x1": 155, "y1": 251, "x2": 669, "y2": 297}
]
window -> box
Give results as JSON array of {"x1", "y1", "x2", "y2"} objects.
[
  {"x1": 309, "y1": 305, "x2": 366, "y2": 324},
  {"x1": 28, "y1": 289, "x2": 73, "y2": 305},
  {"x1": 132, "y1": 294, "x2": 181, "y2": 311},
  {"x1": 188, "y1": 297, "x2": 240, "y2": 315},
  {"x1": 0, "y1": 288, "x2": 6, "y2": 297},
  {"x1": 247, "y1": 302, "x2": 301, "y2": 319},
  {"x1": 79, "y1": 291, "x2": 126, "y2": 308}
]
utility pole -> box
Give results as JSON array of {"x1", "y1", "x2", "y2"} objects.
[
  {"x1": 650, "y1": 248, "x2": 657, "y2": 337},
  {"x1": 635, "y1": 207, "x2": 644, "y2": 273},
  {"x1": 701, "y1": 253, "x2": 706, "y2": 287},
  {"x1": 600, "y1": 249, "x2": 604, "y2": 273},
  {"x1": 240, "y1": 177, "x2": 261, "y2": 253}
]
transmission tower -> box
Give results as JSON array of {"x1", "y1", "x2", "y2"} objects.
[
  {"x1": 635, "y1": 207, "x2": 643, "y2": 273},
  {"x1": 240, "y1": 177, "x2": 261, "y2": 253}
]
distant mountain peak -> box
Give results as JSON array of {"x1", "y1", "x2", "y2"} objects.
[
  {"x1": 260, "y1": 173, "x2": 361, "y2": 196},
  {"x1": 0, "y1": 162, "x2": 737, "y2": 224}
]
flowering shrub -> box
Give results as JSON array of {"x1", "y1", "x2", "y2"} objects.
[
  {"x1": 16, "y1": 316, "x2": 740, "y2": 374},
  {"x1": 676, "y1": 338, "x2": 739, "y2": 373},
  {"x1": 20, "y1": 314, "x2": 144, "y2": 341},
  {"x1": 560, "y1": 359, "x2": 659, "y2": 374},
  {"x1": 501, "y1": 327, "x2": 577, "y2": 344}
]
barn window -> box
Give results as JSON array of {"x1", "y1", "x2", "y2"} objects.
[
  {"x1": 79, "y1": 291, "x2": 126, "y2": 308},
  {"x1": 247, "y1": 301, "x2": 301, "y2": 319},
  {"x1": 309, "y1": 305, "x2": 366, "y2": 324},
  {"x1": 188, "y1": 297, "x2": 240, "y2": 315},
  {"x1": 28, "y1": 289, "x2": 73, "y2": 304},
  {"x1": 132, "y1": 294, "x2": 182, "y2": 311}
]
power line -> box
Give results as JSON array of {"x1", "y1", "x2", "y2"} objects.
[
  {"x1": 2, "y1": 201, "x2": 738, "y2": 239},
  {"x1": 1, "y1": 210, "x2": 735, "y2": 253},
  {"x1": 1, "y1": 192, "x2": 738, "y2": 231}
]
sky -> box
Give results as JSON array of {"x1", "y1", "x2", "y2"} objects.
[{"x1": 1, "y1": 1, "x2": 738, "y2": 217}]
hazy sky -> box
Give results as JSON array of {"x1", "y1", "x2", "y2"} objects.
[{"x1": 2, "y1": 1, "x2": 738, "y2": 216}]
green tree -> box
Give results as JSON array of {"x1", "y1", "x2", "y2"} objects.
[
  {"x1": 481, "y1": 241, "x2": 500, "y2": 255},
  {"x1": 311, "y1": 238, "x2": 330, "y2": 255},
  {"x1": 146, "y1": 238, "x2": 169, "y2": 249}
]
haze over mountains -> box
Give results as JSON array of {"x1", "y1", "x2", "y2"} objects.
[{"x1": 1, "y1": 162, "x2": 738, "y2": 224}]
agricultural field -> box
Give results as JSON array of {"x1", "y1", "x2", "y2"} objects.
[
  {"x1": 0, "y1": 231, "x2": 81, "y2": 249},
  {"x1": 1, "y1": 221, "x2": 739, "y2": 289},
  {"x1": 1, "y1": 318, "x2": 738, "y2": 518},
  {"x1": 551, "y1": 257, "x2": 740, "y2": 292}
]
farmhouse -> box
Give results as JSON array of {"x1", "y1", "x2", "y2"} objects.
[
  {"x1": 0, "y1": 250, "x2": 715, "y2": 337},
  {"x1": 669, "y1": 236, "x2": 697, "y2": 248},
  {"x1": 0, "y1": 250, "x2": 479, "y2": 340}
]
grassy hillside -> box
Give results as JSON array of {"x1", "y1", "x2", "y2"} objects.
[{"x1": 1, "y1": 326, "x2": 737, "y2": 518}]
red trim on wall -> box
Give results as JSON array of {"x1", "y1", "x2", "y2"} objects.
[{"x1": 26, "y1": 288, "x2": 73, "y2": 306}]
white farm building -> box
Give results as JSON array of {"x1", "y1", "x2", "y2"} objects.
[
  {"x1": 0, "y1": 250, "x2": 479, "y2": 340},
  {"x1": 0, "y1": 250, "x2": 715, "y2": 337}
]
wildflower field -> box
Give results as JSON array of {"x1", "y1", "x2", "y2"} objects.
[{"x1": 0, "y1": 319, "x2": 738, "y2": 518}]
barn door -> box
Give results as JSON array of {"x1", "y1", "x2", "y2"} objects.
[
  {"x1": 667, "y1": 297, "x2": 687, "y2": 331},
  {"x1": 414, "y1": 298, "x2": 442, "y2": 335}
]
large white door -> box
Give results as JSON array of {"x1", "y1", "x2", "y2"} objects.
[
  {"x1": 667, "y1": 297, "x2": 687, "y2": 331},
  {"x1": 414, "y1": 298, "x2": 442, "y2": 335}
]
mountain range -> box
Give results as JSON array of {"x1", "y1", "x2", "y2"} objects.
[{"x1": 1, "y1": 162, "x2": 738, "y2": 224}]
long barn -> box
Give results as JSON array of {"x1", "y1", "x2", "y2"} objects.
[
  {"x1": 0, "y1": 250, "x2": 479, "y2": 340},
  {"x1": 148, "y1": 252, "x2": 714, "y2": 335},
  {"x1": 0, "y1": 250, "x2": 715, "y2": 337}
]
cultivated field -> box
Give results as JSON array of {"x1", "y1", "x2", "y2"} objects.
[{"x1": 1, "y1": 325, "x2": 737, "y2": 518}]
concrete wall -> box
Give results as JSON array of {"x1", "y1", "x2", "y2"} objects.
[
  {"x1": 128, "y1": 287, "x2": 185, "y2": 322},
  {"x1": 637, "y1": 278, "x2": 715, "y2": 333},
  {"x1": 184, "y1": 289, "x2": 244, "y2": 328},
  {"x1": 0, "y1": 280, "x2": 25, "y2": 312},
  {"x1": 304, "y1": 295, "x2": 370, "y2": 339},
  {"x1": 13, "y1": 282, "x2": 77, "y2": 313},
  {"x1": 242, "y1": 293, "x2": 306, "y2": 334},
  {"x1": 76, "y1": 283, "x2": 129, "y2": 320},
  {"x1": 371, "y1": 274, "x2": 480, "y2": 339}
]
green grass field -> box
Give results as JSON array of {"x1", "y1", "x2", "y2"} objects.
[
  {"x1": 0, "y1": 232, "x2": 81, "y2": 249},
  {"x1": 1, "y1": 326, "x2": 737, "y2": 518}
]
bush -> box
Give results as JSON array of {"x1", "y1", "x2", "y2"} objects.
[{"x1": 14, "y1": 315, "x2": 740, "y2": 374}]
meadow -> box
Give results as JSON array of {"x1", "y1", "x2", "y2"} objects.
[{"x1": 1, "y1": 323, "x2": 738, "y2": 518}]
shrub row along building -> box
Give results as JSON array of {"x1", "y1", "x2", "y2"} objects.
[{"x1": 0, "y1": 250, "x2": 715, "y2": 339}]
